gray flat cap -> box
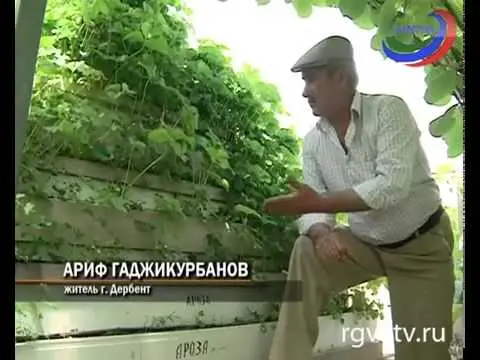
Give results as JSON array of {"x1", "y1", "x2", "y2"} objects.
[{"x1": 291, "y1": 35, "x2": 354, "y2": 72}]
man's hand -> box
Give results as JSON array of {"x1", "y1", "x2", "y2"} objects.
[
  {"x1": 263, "y1": 180, "x2": 322, "y2": 215},
  {"x1": 263, "y1": 182, "x2": 371, "y2": 215},
  {"x1": 312, "y1": 230, "x2": 351, "y2": 262}
]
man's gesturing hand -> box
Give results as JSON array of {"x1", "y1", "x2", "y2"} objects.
[{"x1": 263, "y1": 180, "x2": 321, "y2": 215}]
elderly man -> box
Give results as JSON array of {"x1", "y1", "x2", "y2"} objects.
[{"x1": 264, "y1": 36, "x2": 454, "y2": 360}]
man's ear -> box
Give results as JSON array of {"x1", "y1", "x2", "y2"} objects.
[{"x1": 334, "y1": 70, "x2": 347, "y2": 86}]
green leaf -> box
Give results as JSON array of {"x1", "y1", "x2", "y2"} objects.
[
  {"x1": 405, "y1": 2, "x2": 433, "y2": 24},
  {"x1": 424, "y1": 66, "x2": 457, "y2": 105},
  {"x1": 324, "y1": 0, "x2": 339, "y2": 6},
  {"x1": 370, "y1": 33, "x2": 382, "y2": 51},
  {"x1": 311, "y1": 0, "x2": 328, "y2": 5},
  {"x1": 370, "y1": 33, "x2": 387, "y2": 58},
  {"x1": 429, "y1": 104, "x2": 458, "y2": 137},
  {"x1": 256, "y1": 0, "x2": 271, "y2": 5},
  {"x1": 141, "y1": 22, "x2": 151, "y2": 38},
  {"x1": 124, "y1": 31, "x2": 144, "y2": 43},
  {"x1": 233, "y1": 204, "x2": 262, "y2": 219},
  {"x1": 148, "y1": 127, "x2": 189, "y2": 144},
  {"x1": 91, "y1": 145, "x2": 114, "y2": 161},
  {"x1": 445, "y1": 115, "x2": 463, "y2": 158},
  {"x1": 247, "y1": 164, "x2": 271, "y2": 183},
  {"x1": 423, "y1": 65, "x2": 435, "y2": 75},
  {"x1": 57, "y1": 120, "x2": 76, "y2": 135},
  {"x1": 90, "y1": 0, "x2": 110, "y2": 17},
  {"x1": 178, "y1": 106, "x2": 199, "y2": 136},
  {"x1": 453, "y1": 31, "x2": 464, "y2": 57},
  {"x1": 205, "y1": 146, "x2": 230, "y2": 169},
  {"x1": 308, "y1": 0, "x2": 338, "y2": 5},
  {"x1": 145, "y1": 36, "x2": 169, "y2": 54},
  {"x1": 148, "y1": 128, "x2": 171, "y2": 143},
  {"x1": 244, "y1": 139, "x2": 265, "y2": 157},
  {"x1": 292, "y1": 0, "x2": 313, "y2": 18},
  {"x1": 376, "y1": 0, "x2": 398, "y2": 37},
  {"x1": 429, "y1": 104, "x2": 463, "y2": 158},
  {"x1": 391, "y1": 17, "x2": 415, "y2": 44},
  {"x1": 338, "y1": 0, "x2": 368, "y2": 20},
  {"x1": 39, "y1": 36, "x2": 56, "y2": 49},
  {"x1": 353, "y1": 6, "x2": 375, "y2": 30},
  {"x1": 370, "y1": 32, "x2": 387, "y2": 59},
  {"x1": 427, "y1": 93, "x2": 452, "y2": 107},
  {"x1": 128, "y1": 138, "x2": 146, "y2": 151},
  {"x1": 195, "y1": 60, "x2": 212, "y2": 77},
  {"x1": 169, "y1": 142, "x2": 188, "y2": 159},
  {"x1": 456, "y1": 73, "x2": 464, "y2": 91}
]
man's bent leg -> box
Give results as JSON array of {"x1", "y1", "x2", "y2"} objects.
[
  {"x1": 269, "y1": 231, "x2": 385, "y2": 360},
  {"x1": 381, "y1": 213, "x2": 455, "y2": 360}
]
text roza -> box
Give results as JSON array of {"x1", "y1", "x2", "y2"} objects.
[{"x1": 176, "y1": 340, "x2": 208, "y2": 359}]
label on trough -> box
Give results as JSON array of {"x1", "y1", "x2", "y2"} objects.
[{"x1": 175, "y1": 340, "x2": 209, "y2": 359}]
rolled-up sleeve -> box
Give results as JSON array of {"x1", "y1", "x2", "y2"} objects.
[
  {"x1": 353, "y1": 96, "x2": 420, "y2": 210},
  {"x1": 297, "y1": 137, "x2": 336, "y2": 234}
]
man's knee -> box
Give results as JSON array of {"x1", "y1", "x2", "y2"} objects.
[
  {"x1": 291, "y1": 235, "x2": 314, "y2": 258},
  {"x1": 284, "y1": 235, "x2": 320, "y2": 287},
  {"x1": 288, "y1": 235, "x2": 318, "y2": 272}
]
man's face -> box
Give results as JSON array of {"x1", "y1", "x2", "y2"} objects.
[{"x1": 301, "y1": 68, "x2": 340, "y2": 117}]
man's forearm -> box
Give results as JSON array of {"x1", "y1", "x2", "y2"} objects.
[{"x1": 313, "y1": 189, "x2": 371, "y2": 213}]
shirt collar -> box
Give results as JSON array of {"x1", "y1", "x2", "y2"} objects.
[
  {"x1": 351, "y1": 90, "x2": 361, "y2": 117},
  {"x1": 316, "y1": 91, "x2": 361, "y2": 132}
]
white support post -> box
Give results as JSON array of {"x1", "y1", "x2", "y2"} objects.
[
  {"x1": 15, "y1": 0, "x2": 48, "y2": 190},
  {"x1": 459, "y1": 188, "x2": 464, "y2": 347},
  {"x1": 454, "y1": 185, "x2": 465, "y2": 348}
]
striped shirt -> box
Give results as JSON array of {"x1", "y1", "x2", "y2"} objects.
[{"x1": 298, "y1": 91, "x2": 441, "y2": 245}]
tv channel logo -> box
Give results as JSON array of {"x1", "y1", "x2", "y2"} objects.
[{"x1": 382, "y1": 9, "x2": 457, "y2": 67}]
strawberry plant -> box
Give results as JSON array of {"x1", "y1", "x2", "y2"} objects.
[{"x1": 17, "y1": 0, "x2": 383, "y2": 321}]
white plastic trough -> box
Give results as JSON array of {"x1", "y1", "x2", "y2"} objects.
[
  {"x1": 16, "y1": 300, "x2": 274, "y2": 337},
  {"x1": 16, "y1": 313, "x2": 382, "y2": 360},
  {"x1": 16, "y1": 293, "x2": 380, "y2": 348}
]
